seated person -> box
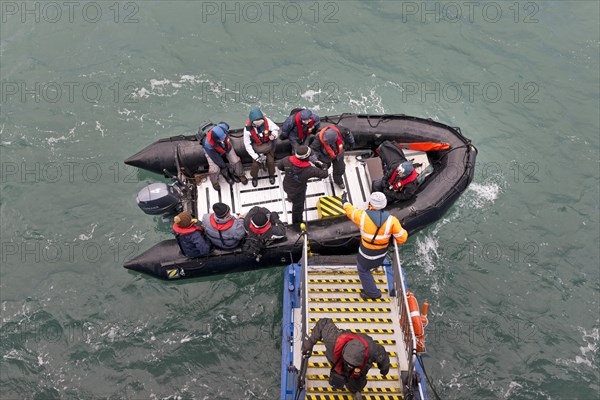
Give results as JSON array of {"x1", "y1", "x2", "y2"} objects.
[
  {"x1": 243, "y1": 107, "x2": 280, "y2": 186},
  {"x1": 202, "y1": 202, "x2": 246, "y2": 250},
  {"x1": 372, "y1": 140, "x2": 419, "y2": 201},
  {"x1": 203, "y1": 121, "x2": 248, "y2": 190},
  {"x1": 280, "y1": 108, "x2": 320, "y2": 152},
  {"x1": 172, "y1": 211, "x2": 211, "y2": 258},
  {"x1": 242, "y1": 206, "x2": 286, "y2": 260}
]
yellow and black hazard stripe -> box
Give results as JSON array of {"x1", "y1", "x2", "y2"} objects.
[
  {"x1": 309, "y1": 278, "x2": 387, "y2": 284},
  {"x1": 315, "y1": 339, "x2": 396, "y2": 345},
  {"x1": 309, "y1": 327, "x2": 394, "y2": 335},
  {"x1": 317, "y1": 195, "x2": 345, "y2": 219},
  {"x1": 306, "y1": 395, "x2": 404, "y2": 400},
  {"x1": 309, "y1": 288, "x2": 389, "y2": 293},
  {"x1": 309, "y1": 317, "x2": 393, "y2": 323},
  {"x1": 310, "y1": 350, "x2": 398, "y2": 357},
  {"x1": 346, "y1": 328, "x2": 395, "y2": 334},
  {"x1": 309, "y1": 307, "x2": 392, "y2": 313},
  {"x1": 309, "y1": 297, "x2": 390, "y2": 303},
  {"x1": 307, "y1": 374, "x2": 399, "y2": 381},
  {"x1": 308, "y1": 362, "x2": 399, "y2": 369},
  {"x1": 308, "y1": 386, "x2": 402, "y2": 393},
  {"x1": 308, "y1": 270, "x2": 385, "y2": 275}
]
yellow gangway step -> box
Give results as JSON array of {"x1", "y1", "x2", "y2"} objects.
[
  {"x1": 309, "y1": 317, "x2": 393, "y2": 324},
  {"x1": 307, "y1": 374, "x2": 399, "y2": 381},
  {"x1": 306, "y1": 395, "x2": 403, "y2": 400},
  {"x1": 310, "y1": 350, "x2": 398, "y2": 357},
  {"x1": 309, "y1": 278, "x2": 387, "y2": 285},
  {"x1": 309, "y1": 288, "x2": 389, "y2": 294}
]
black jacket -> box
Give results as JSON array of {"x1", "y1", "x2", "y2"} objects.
[
  {"x1": 243, "y1": 206, "x2": 286, "y2": 240},
  {"x1": 277, "y1": 156, "x2": 329, "y2": 196},
  {"x1": 242, "y1": 207, "x2": 286, "y2": 258},
  {"x1": 378, "y1": 140, "x2": 419, "y2": 201},
  {"x1": 304, "y1": 318, "x2": 390, "y2": 375}
]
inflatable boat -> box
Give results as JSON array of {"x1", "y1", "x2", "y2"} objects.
[{"x1": 123, "y1": 114, "x2": 477, "y2": 279}]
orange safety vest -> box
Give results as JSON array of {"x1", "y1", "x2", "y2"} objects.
[
  {"x1": 207, "y1": 129, "x2": 231, "y2": 155},
  {"x1": 318, "y1": 126, "x2": 344, "y2": 160},
  {"x1": 295, "y1": 112, "x2": 314, "y2": 141},
  {"x1": 246, "y1": 118, "x2": 271, "y2": 145},
  {"x1": 209, "y1": 214, "x2": 234, "y2": 230},
  {"x1": 344, "y1": 204, "x2": 408, "y2": 250}
]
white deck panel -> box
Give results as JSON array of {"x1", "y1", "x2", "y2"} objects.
[{"x1": 195, "y1": 150, "x2": 430, "y2": 222}]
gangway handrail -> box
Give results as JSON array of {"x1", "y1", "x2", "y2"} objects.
[
  {"x1": 294, "y1": 229, "x2": 310, "y2": 399},
  {"x1": 391, "y1": 241, "x2": 426, "y2": 398}
]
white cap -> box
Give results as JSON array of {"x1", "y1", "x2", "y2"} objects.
[{"x1": 369, "y1": 192, "x2": 387, "y2": 210}]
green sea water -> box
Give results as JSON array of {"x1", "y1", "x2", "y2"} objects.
[{"x1": 1, "y1": 1, "x2": 598, "y2": 399}]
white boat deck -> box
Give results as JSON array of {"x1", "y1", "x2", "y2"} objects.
[{"x1": 195, "y1": 150, "x2": 430, "y2": 224}]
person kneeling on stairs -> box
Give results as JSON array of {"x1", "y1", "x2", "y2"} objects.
[{"x1": 302, "y1": 318, "x2": 390, "y2": 400}]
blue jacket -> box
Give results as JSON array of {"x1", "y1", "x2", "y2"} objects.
[
  {"x1": 281, "y1": 112, "x2": 321, "y2": 144},
  {"x1": 173, "y1": 223, "x2": 211, "y2": 258},
  {"x1": 203, "y1": 123, "x2": 231, "y2": 168}
]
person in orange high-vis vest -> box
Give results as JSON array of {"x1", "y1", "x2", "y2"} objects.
[{"x1": 342, "y1": 191, "x2": 407, "y2": 299}]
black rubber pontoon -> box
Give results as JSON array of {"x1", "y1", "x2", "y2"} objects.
[{"x1": 124, "y1": 114, "x2": 477, "y2": 279}]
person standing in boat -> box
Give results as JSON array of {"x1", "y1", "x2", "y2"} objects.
[
  {"x1": 277, "y1": 145, "x2": 329, "y2": 224},
  {"x1": 172, "y1": 211, "x2": 211, "y2": 258},
  {"x1": 309, "y1": 126, "x2": 355, "y2": 190},
  {"x1": 241, "y1": 206, "x2": 286, "y2": 260},
  {"x1": 242, "y1": 108, "x2": 280, "y2": 187},
  {"x1": 301, "y1": 317, "x2": 390, "y2": 400},
  {"x1": 201, "y1": 202, "x2": 246, "y2": 250},
  {"x1": 280, "y1": 108, "x2": 320, "y2": 152},
  {"x1": 341, "y1": 191, "x2": 408, "y2": 299},
  {"x1": 373, "y1": 140, "x2": 419, "y2": 201},
  {"x1": 203, "y1": 122, "x2": 248, "y2": 191}
]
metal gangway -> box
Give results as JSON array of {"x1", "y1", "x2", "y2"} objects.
[{"x1": 281, "y1": 229, "x2": 428, "y2": 400}]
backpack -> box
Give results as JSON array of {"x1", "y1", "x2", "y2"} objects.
[
  {"x1": 242, "y1": 233, "x2": 266, "y2": 260},
  {"x1": 196, "y1": 120, "x2": 215, "y2": 145}
]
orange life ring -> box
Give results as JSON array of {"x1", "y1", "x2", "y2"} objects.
[{"x1": 407, "y1": 290, "x2": 427, "y2": 352}]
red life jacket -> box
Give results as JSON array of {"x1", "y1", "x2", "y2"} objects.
[
  {"x1": 318, "y1": 126, "x2": 344, "y2": 160},
  {"x1": 249, "y1": 220, "x2": 271, "y2": 235},
  {"x1": 389, "y1": 168, "x2": 418, "y2": 190},
  {"x1": 207, "y1": 129, "x2": 231, "y2": 155},
  {"x1": 295, "y1": 112, "x2": 314, "y2": 141},
  {"x1": 172, "y1": 223, "x2": 203, "y2": 235},
  {"x1": 246, "y1": 118, "x2": 271, "y2": 145},
  {"x1": 289, "y1": 155, "x2": 311, "y2": 168},
  {"x1": 332, "y1": 333, "x2": 369, "y2": 376},
  {"x1": 209, "y1": 214, "x2": 234, "y2": 230}
]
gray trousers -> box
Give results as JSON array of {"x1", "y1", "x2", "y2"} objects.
[{"x1": 206, "y1": 150, "x2": 244, "y2": 186}]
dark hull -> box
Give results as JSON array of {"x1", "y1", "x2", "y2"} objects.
[{"x1": 124, "y1": 114, "x2": 477, "y2": 279}]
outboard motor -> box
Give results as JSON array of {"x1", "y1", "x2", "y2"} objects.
[{"x1": 136, "y1": 182, "x2": 183, "y2": 216}]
